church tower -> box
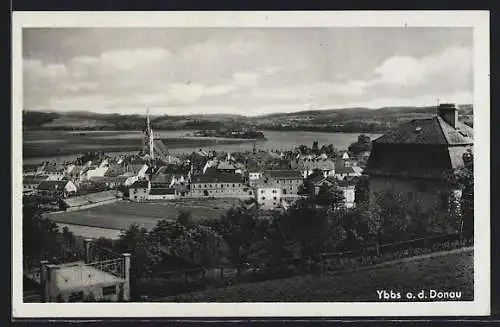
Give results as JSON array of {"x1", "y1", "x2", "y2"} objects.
[{"x1": 143, "y1": 109, "x2": 154, "y2": 160}]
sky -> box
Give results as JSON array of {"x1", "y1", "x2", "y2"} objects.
[{"x1": 22, "y1": 27, "x2": 473, "y2": 116}]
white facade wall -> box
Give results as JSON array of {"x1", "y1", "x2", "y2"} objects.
[
  {"x1": 256, "y1": 187, "x2": 281, "y2": 210},
  {"x1": 147, "y1": 194, "x2": 177, "y2": 201}
]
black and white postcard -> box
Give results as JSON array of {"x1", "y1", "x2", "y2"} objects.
[{"x1": 11, "y1": 11, "x2": 490, "y2": 318}]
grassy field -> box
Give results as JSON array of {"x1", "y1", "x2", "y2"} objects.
[
  {"x1": 45, "y1": 199, "x2": 240, "y2": 231},
  {"x1": 162, "y1": 248, "x2": 474, "y2": 302}
]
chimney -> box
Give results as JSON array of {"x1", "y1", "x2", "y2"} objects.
[{"x1": 437, "y1": 103, "x2": 458, "y2": 128}]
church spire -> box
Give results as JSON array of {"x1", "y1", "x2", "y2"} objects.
[{"x1": 143, "y1": 108, "x2": 154, "y2": 160}]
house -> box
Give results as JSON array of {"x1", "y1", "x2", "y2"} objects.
[
  {"x1": 64, "y1": 165, "x2": 85, "y2": 184},
  {"x1": 23, "y1": 164, "x2": 42, "y2": 176},
  {"x1": 263, "y1": 170, "x2": 304, "y2": 195},
  {"x1": 190, "y1": 172, "x2": 252, "y2": 198},
  {"x1": 23, "y1": 175, "x2": 49, "y2": 193},
  {"x1": 89, "y1": 176, "x2": 129, "y2": 189},
  {"x1": 128, "y1": 180, "x2": 150, "y2": 202},
  {"x1": 254, "y1": 180, "x2": 282, "y2": 210},
  {"x1": 147, "y1": 187, "x2": 177, "y2": 201},
  {"x1": 334, "y1": 164, "x2": 363, "y2": 180},
  {"x1": 364, "y1": 103, "x2": 473, "y2": 212},
  {"x1": 125, "y1": 163, "x2": 149, "y2": 179},
  {"x1": 291, "y1": 157, "x2": 336, "y2": 179},
  {"x1": 216, "y1": 161, "x2": 237, "y2": 174},
  {"x1": 37, "y1": 180, "x2": 78, "y2": 198},
  {"x1": 104, "y1": 164, "x2": 127, "y2": 178},
  {"x1": 310, "y1": 177, "x2": 356, "y2": 208},
  {"x1": 41, "y1": 164, "x2": 67, "y2": 181},
  {"x1": 63, "y1": 190, "x2": 121, "y2": 211},
  {"x1": 248, "y1": 168, "x2": 263, "y2": 186},
  {"x1": 82, "y1": 161, "x2": 110, "y2": 181}
]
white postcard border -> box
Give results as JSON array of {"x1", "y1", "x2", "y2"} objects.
[{"x1": 11, "y1": 10, "x2": 490, "y2": 318}]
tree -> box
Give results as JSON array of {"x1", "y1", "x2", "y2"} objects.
[
  {"x1": 216, "y1": 206, "x2": 261, "y2": 273},
  {"x1": 452, "y1": 148, "x2": 474, "y2": 239},
  {"x1": 177, "y1": 211, "x2": 193, "y2": 228},
  {"x1": 23, "y1": 204, "x2": 64, "y2": 266},
  {"x1": 348, "y1": 134, "x2": 372, "y2": 156},
  {"x1": 315, "y1": 183, "x2": 345, "y2": 210},
  {"x1": 312, "y1": 140, "x2": 319, "y2": 153},
  {"x1": 117, "y1": 224, "x2": 151, "y2": 278},
  {"x1": 354, "y1": 175, "x2": 370, "y2": 205}
]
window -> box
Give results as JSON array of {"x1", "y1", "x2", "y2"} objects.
[
  {"x1": 273, "y1": 202, "x2": 276, "y2": 206},
  {"x1": 262, "y1": 197, "x2": 266, "y2": 200},
  {"x1": 103, "y1": 285, "x2": 116, "y2": 296},
  {"x1": 232, "y1": 184, "x2": 235, "y2": 187},
  {"x1": 261, "y1": 190, "x2": 265, "y2": 194},
  {"x1": 273, "y1": 197, "x2": 277, "y2": 200},
  {"x1": 272, "y1": 190, "x2": 277, "y2": 193},
  {"x1": 221, "y1": 184, "x2": 224, "y2": 188},
  {"x1": 69, "y1": 291, "x2": 84, "y2": 302}
]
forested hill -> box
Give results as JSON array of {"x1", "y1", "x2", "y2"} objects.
[{"x1": 22, "y1": 104, "x2": 473, "y2": 132}]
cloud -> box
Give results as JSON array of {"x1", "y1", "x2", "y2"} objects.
[
  {"x1": 373, "y1": 46, "x2": 472, "y2": 87},
  {"x1": 24, "y1": 59, "x2": 67, "y2": 80},
  {"x1": 23, "y1": 32, "x2": 473, "y2": 115},
  {"x1": 233, "y1": 71, "x2": 260, "y2": 87}
]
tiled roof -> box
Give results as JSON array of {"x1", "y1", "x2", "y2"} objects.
[
  {"x1": 149, "y1": 188, "x2": 176, "y2": 195},
  {"x1": 129, "y1": 180, "x2": 149, "y2": 188},
  {"x1": 37, "y1": 180, "x2": 72, "y2": 191},
  {"x1": 265, "y1": 170, "x2": 303, "y2": 180},
  {"x1": 23, "y1": 176, "x2": 49, "y2": 184},
  {"x1": 217, "y1": 161, "x2": 236, "y2": 170},
  {"x1": 365, "y1": 113, "x2": 473, "y2": 179},
  {"x1": 151, "y1": 173, "x2": 174, "y2": 184},
  {"x1": 157, "y1": 164, "x2": 190, "y2": 175},
  {"x1": 296, "y1": 158, "x2": 336, "y2": 171},
  {"x1": 104, "y1": 164, "x2": 126, "y2": 177},
  {"x1": 335, "y1": 166, "x2": 357, "y2": 174},
  {"x1": 374, "y1": 116, "x2": 473, "y2": 145},
  {"x1": 191, "y1": 172, "x2": 243, "y2": 184}
]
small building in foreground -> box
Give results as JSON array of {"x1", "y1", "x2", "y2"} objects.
[{"x1": 37, "y1": 241, "x2": 131, "y2": 302}]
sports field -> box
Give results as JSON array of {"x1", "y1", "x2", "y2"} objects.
[{"x1": 46, "y1": 199, "x2": 240, "y2": 231}]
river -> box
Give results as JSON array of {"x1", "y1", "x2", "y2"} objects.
[{"x1": 23, "y1": 130, "x2": 382, "y2": 165}]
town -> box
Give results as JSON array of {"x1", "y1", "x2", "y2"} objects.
[{"x1": 22, "y1": 103, "x2": 474, "y2": 303}]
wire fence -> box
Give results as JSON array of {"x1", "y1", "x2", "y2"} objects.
[{"x1": 136, "y1": 233, "x2": 472, "y2": 300}]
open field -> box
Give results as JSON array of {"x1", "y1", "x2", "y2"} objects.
[
  {"x1": 162, "y1": 248, "x2": 474, "y2": 302},
  {"x1": 45, "y1": 198, "x2": 241, "y2": 231}
]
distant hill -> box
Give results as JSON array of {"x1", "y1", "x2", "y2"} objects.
[{"x1": 22, "y1": 104, "x2": 473, "y2": 132}]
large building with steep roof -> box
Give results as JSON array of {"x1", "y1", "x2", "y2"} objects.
[{"x1": 364, "y1": 103, "x2": 473, "y2": 211}]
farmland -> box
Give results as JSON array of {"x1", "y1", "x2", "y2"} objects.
[
  {"x1": 45, "y1": 198, "x2": 241, "y2": 231},
  {"x1": 162, "y1": 248, "x2": 474, "y2": 302}
]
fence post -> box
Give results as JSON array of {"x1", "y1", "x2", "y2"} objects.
[
  {"x1": 121, "y1": 253, "x2": 131, "y2": 301},
  {"x1": 39, "y1": 260, "x2": 49, "y2": 302},
  {"x1": 83, "y1": 239, "x2": 93, "y2": 264}
]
